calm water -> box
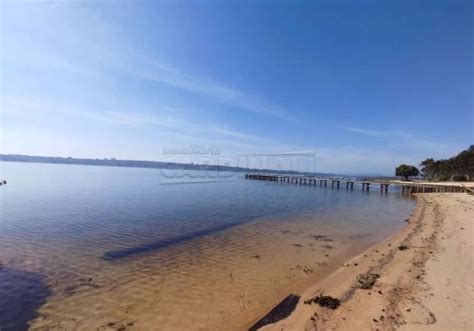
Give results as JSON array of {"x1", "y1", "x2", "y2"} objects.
[{"x1": 0, "y1": 162, "x2": 415, "y2": 330}]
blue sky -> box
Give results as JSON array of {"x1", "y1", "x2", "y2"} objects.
[{"x1": 1, "y1": 0, "x2": 472, "y2": 175}]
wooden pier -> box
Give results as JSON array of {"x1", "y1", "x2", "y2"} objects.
[{"x1": 244, "y1": 173, "x2": 470, "y2": 194}]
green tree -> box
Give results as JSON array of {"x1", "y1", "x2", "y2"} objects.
[
  {"x1": 416, "y1": 146, "x2": 473, "y2": 181},
  {"x1": 395, "y1": 164, "x2": 420, "y2": 180},
  {"x1": 453, "y1": 146, "x2": 474, "y2": 179},
  {"x1": 419, "y1": 158, "x2": 435, "y2": 178}
]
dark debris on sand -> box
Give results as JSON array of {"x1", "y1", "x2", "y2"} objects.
[
  {"x1": 304, "y1": 294, "x2": 341, "y2": 310},
  {"x1": 353, "y1": 273, "x2": 380, "y2": 289},
  {"x1": 311, "y1": 234, "x2": 334, "y2": 242}
]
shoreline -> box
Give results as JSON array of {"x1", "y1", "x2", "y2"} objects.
[{"x1": 251, "y1": 193, "x2": 473, "y2": 330}]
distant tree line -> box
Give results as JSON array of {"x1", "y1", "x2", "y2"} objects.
[{"x1": 419, "y1": 145, "x2": 474, "y2": 181}]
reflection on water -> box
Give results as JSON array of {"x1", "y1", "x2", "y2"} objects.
[
  {"x1": 0, "y1": 162, "x2": 415, "y2": 330},
  {"x1": 0, "y1": 267, "x2": 51, "y2": 331},
  {"x1": 102, "y1": 219, "x2": 248, "y2": 261}
]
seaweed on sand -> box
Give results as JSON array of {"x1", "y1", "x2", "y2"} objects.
[
  {"x1": 304, "y1": 294, "x2": 341, "y2": 310},
  {"x1": 353, "y1": 273, "x2": 380, "y2": 289}
]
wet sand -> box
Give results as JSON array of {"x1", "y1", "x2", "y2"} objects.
[{"x1": 257, "y1": 193, "x2": 474, "y2": 330}]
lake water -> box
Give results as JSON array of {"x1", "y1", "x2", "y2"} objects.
[{"x1": 0, "y1": 162, "x2": 415, "y2": 330}]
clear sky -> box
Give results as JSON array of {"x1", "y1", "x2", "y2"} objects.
[{"x1": 1, "y1": 0, "x2": 472, "y2": 175}]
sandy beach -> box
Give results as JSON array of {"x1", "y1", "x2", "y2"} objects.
[{"x1": 254, "y1": 193, "x2": 474, "y2": 330}]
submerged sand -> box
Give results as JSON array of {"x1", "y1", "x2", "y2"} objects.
[
  {"x1": 7, "y1": 190, "x2": 471, "y2": 331},
  {"x1": 13, "y1": 211, "x2": 406, "y2": 330},
  {"x1": 257, "y1": 193, "x2": 474, "y2": 330}
]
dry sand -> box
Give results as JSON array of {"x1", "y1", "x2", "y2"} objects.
[{"x1": 254, "y1": 193, "x2": 473, "y2": 331}]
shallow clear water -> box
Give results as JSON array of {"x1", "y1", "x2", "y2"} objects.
[{"x1": 0, "y1": 162, "x2": 415, "y2": 330}]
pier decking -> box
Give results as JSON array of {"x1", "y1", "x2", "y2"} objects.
[{"x1": 244, "y1": 174, "x2": 470, "y2": 194}]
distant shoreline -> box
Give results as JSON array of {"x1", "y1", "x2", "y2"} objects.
[
  {"x1": 0, "y1": 154, "x2": 300, "y2": 175},
  {"x1": 0, "y1": 154, "x2": 354, "y2": 179}
]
